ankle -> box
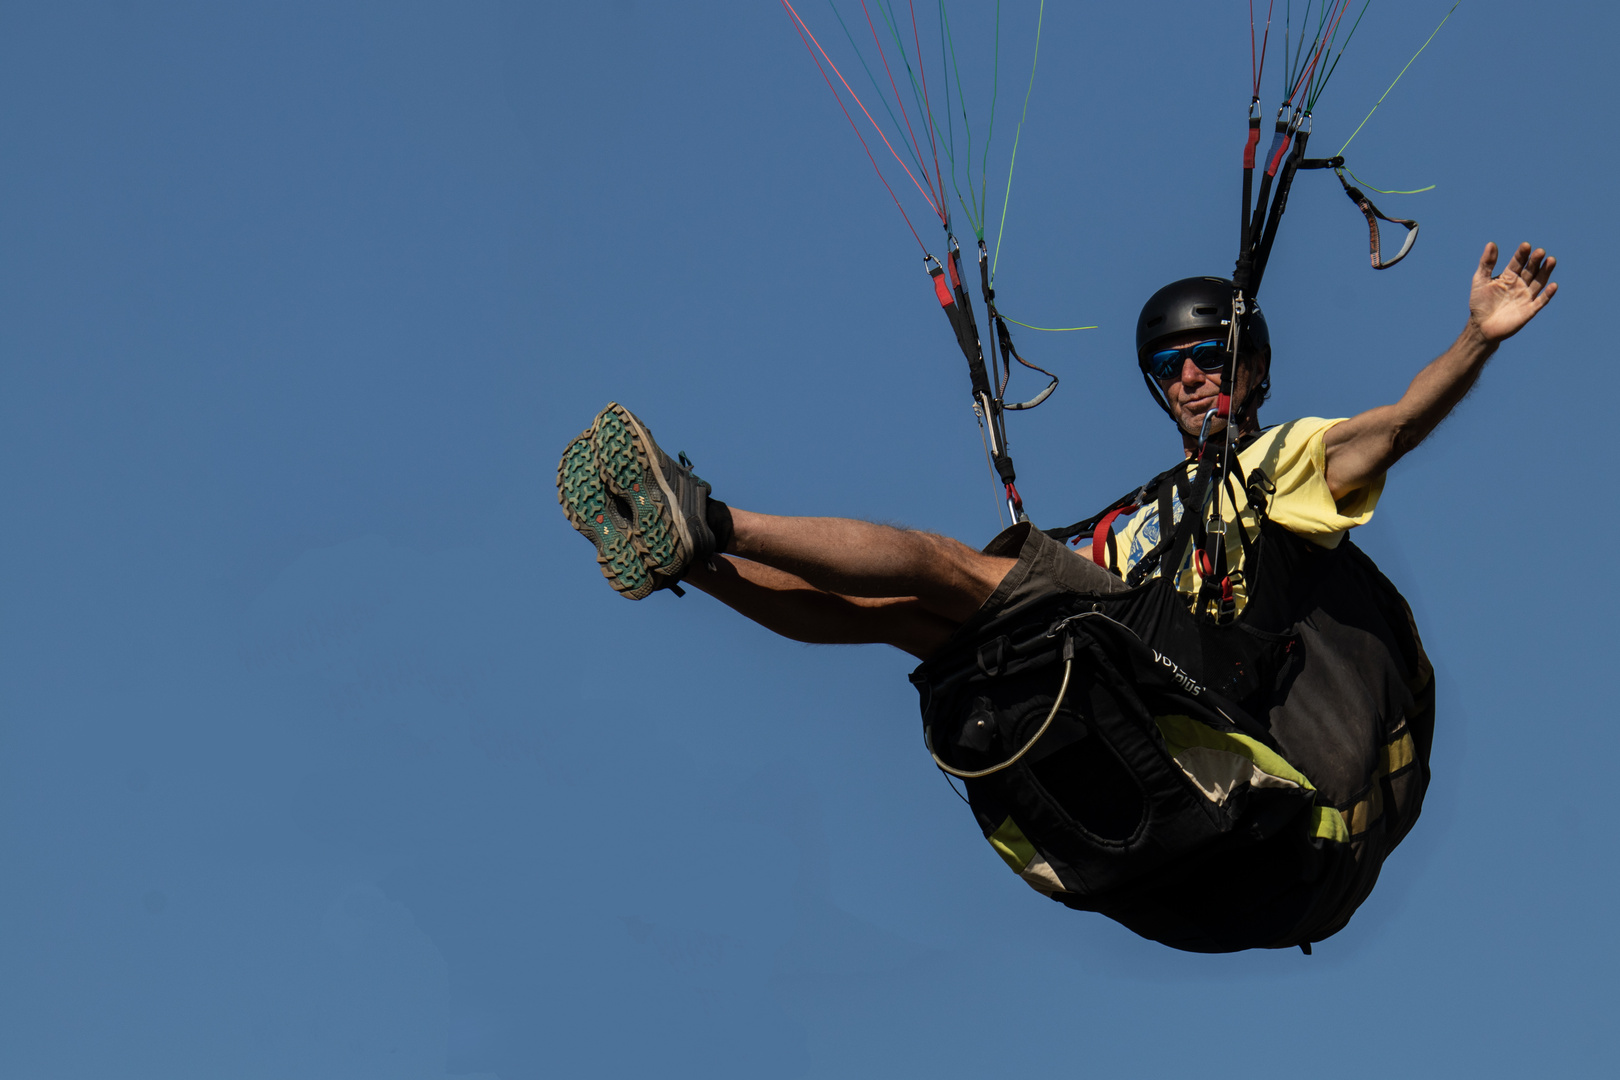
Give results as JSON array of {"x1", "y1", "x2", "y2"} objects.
[{"x1": 706, "y1": 497, "x2": 736, "y2": 555}]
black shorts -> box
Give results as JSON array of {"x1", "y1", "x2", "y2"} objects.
[{"x1": 954, "y1": 521, "x2": 1128, "y2": 648}]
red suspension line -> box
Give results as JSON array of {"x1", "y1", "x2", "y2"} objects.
[
  {"x1": 904, "y1": 0, "x2": 949, "y2": 225},
  {"x1": 858, "y1": 0, "x2": 945, "y2": 220},
  {"x1": 1251, "y1": 0, "x2": 1276, "y2": 99},
  {"x1": 780, "y1": 0, "x2": 943, "y2": 225},
  {"x1": 781, "y1": 0, "x2": 928, "y2": 251},
  {"x1": 1287, "y1": 0, "x2": 1352, "y2": 107}
]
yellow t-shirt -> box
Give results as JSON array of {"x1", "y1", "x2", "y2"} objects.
[{"x1": 1103, "y1": 418, "x2": 1384, "y2": 615}]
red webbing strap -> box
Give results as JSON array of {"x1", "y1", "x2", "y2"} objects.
[
  {"x1": 1090, "y1": 504, "x2": 1138, "y2": 569},
  {"x1": 947, "y1": 242, "x2": 980, "y2": 341},
  {"x1": 1265, "y1": 126, "x2": 1293, "y2": 177},
  {"x1": 1195, "y1": 547, "x2": 1232, "y2": 607},
  {"x1": 927, "y1": 256, "x2": 981, "y2": 372},
  {"x1": 929, "y1": 260, "x2": 954, "y2": 309},
  {"x1": 1243, "y1": 119, "x2": 1261, "y2": 169},
  {"x1": 1006, "y1": 482, "x2": 1025, "y2": 519}
]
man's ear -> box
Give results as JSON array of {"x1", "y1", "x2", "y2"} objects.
[
  {"x1": 1248, "y1": 347, "x2": 1272, "y2": 383},
  {"x1": 1238, "y1": 347, "x2": 1272, "y2": 424}
]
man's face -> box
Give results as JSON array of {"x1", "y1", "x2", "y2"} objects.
[{"x1": 1152, "y1": 329, "x2": 1268, "y2": 440}]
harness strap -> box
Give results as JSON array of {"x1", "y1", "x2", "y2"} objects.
[
  {"x1": 1240, "y1": 107, "x2": 1292, "y2": 282},
  {"x1": 1126, "y1": 474, "x2": 1178, "y2": 588},
  {"x1": 930, "y1": 235, "x2": 1030, "y2": 523},
  {"x1": 1241, "y1": 107, "x2": 1261, "y2": 252},
  {"x1": 1225, "y1": 467, "x2": 1257, "y2": 568},
  {"x1": 948, "y1": 237, "x2": 981, "y2": 352},
  {"x1": 972, "y1": 240, "x2": 1022, "y2": 507},
  {"x1": 1250, "y1": 125, "x2": 1309, "y2": 294},
  {"x1": 1193, "y1": 442, "x2": 1238, "y2": 613},
  {"x1": 926, "y1": 255, "x2": 980, "y2": 373},
  {"x1": 1131, "y1": 461, "x2": 1199, "y2": 588},
  {"x1": 1043, "y1": 466, "x2": 1178, "y2": 546},
  {"x1": 1091, "y1": 504, "x2": 1139, "y2": 571},
  {"x1": 1117, "y1": 433, "x2": 1263, "y2": 606}
]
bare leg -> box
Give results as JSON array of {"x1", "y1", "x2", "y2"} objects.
[
  {"x1": 685, "y1": 556, "x2": 959, "y2": 661},
  {"x1": 727, "y1": 509, "x2": 1015, "y2": 625}
]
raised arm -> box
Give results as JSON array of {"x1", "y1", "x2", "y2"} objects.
[{"x1": 1323, "y1": 241, "x2": 1558, "y2": 499}]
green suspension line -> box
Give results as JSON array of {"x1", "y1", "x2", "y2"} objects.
[
  {"x1": 1338, "y1": 0, "x2": 1463, "y2": 156},
  {"x1": 991, "y1": 0, "x2": 1045, "y2": 282},
  {"x1": 824, "y1": 0, "x2": 936, "y2": 199},
  {"x1": 937, "y1": 0, "x2": 983, "y2": 236},
  {"x1": 980, "y1": 1, "x2": 1001, "y2": 241},
  {"x1": 1307, "y1": 1, "x2": 1370, "y2": 112}
]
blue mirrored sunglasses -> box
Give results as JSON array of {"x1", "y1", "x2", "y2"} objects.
[{"x1": 1147, "y1": 339, "x2": 1227, "y2": 381}]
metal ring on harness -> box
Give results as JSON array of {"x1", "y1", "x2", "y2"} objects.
[{"x1": 924, "y1": 656, "x2": 1074, "y2": 780}]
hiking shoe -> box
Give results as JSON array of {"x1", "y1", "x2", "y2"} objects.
[
  {"x1": 592, "y1": 403, "x2": 716, "y2": 586},
  {"x1": 557, "y1": 427, "x2": 657, "y2": 600}
]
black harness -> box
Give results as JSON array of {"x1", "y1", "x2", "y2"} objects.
[{"x1": 910, "y1": 448, "x2": 1434, "y2": 953}]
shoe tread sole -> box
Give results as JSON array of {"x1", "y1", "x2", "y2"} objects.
[
  {"x1": 593, "y1": 404, "x2": 692, "y2": 578},
  {"x1": 557, "y1": 430, "x2": 655, "y2": 600}
]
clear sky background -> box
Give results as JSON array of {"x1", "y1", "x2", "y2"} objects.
[{"x1": 0, "y1": 2, "x2": 1610, "y2": 1077}]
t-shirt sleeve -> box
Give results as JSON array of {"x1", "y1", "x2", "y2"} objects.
[{"x1": 1246, "y1": 417, "x2": 1383, "y2": 548}]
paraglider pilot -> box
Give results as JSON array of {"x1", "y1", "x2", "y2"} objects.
[{"x1": 557, "y1": 241, "x2": 1556, "y2": 952}]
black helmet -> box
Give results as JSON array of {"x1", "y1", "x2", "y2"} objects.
[
  {"x1": 1135, "y1": 277, "x2": 1271, "y2": 424},
  {"x1": 1135, "y1": 276, "x2": 1270, "y2": 366}
]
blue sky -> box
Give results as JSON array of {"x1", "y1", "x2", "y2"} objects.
[{"x1": 0, "y1": 2, "x2": 1610, "y2": 1076}]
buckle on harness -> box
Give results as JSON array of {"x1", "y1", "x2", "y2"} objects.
[{"x1": 977, "y1": 637, "x2": 1010, "y2": 678}]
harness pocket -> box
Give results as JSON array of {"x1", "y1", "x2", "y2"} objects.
[{"x1": 915, "y1": 604, "x2": 1323, "y2": 904}]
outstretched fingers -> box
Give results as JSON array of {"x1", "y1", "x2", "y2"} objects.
[
  {"x1": 1502, "y1": 241, "x2": 1532, "y2": 279},
  {"x1": 1516, "y1": 245, "x2": 1545, "y2": 283},
  {"x1": 1529, "y1": 251, "x2": 1557, "y2": 296},
  {"x1": 1492, "y1": 241, "x2": 1559, "y2": 303},
  {"x1": 1510, "y1": 245, "x2": 1558, "y2": 309},
  {"x1": 1530, "y1": 262, "x2": 1559, "y2": 311},
  {"x1": 1472, "y1": 239, "x2": 1559, "y2": 340}
]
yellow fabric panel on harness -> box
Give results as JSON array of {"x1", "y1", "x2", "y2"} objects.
[
  {"x1": 1155, "y1": 713, "x2": 1314, "y2": 794},
  {"x1": 1337, "y1": 729, "x2": 1420, "y2": 840},
  {"x1": 1155, "y1": 713, "x2": 1350, "y2": 846},
  {"x1": 985, "y1": 712, "x2": 1356, "y2": 896},
  {"x1": 1382, "y1": 731, "x2": 1416, "y2": 775},
  {"x1": 988, "y1": 817, "x2": 1066, "y2": 896},
  {"x1": 988, "y1": 815, "x2": 1037, "y2": 873}
]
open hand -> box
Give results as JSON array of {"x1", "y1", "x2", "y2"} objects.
[{"x1": 1471, "y1": 241, "x2": 1557, "y2": 343}]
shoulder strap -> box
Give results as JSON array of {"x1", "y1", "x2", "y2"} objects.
[
  {"x1": 1043, "y1": 462, "x2": 1183, "y2": 545},
  {"x1": 1126, "y1": 462, "x2": 1196, "y2": 588}
]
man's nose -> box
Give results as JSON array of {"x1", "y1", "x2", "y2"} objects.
[{"x1": 1180, "y1": 357, "x2": 1210, "y2": 385}]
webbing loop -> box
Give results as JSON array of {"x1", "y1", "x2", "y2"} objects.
[{"x1": 1336, "y1": 169, "x2": 1420, "y2": 269}]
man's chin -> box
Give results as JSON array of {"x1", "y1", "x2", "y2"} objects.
[{"x1": 1179, "y1": 411, "x2": 1226, "y2": 440}]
